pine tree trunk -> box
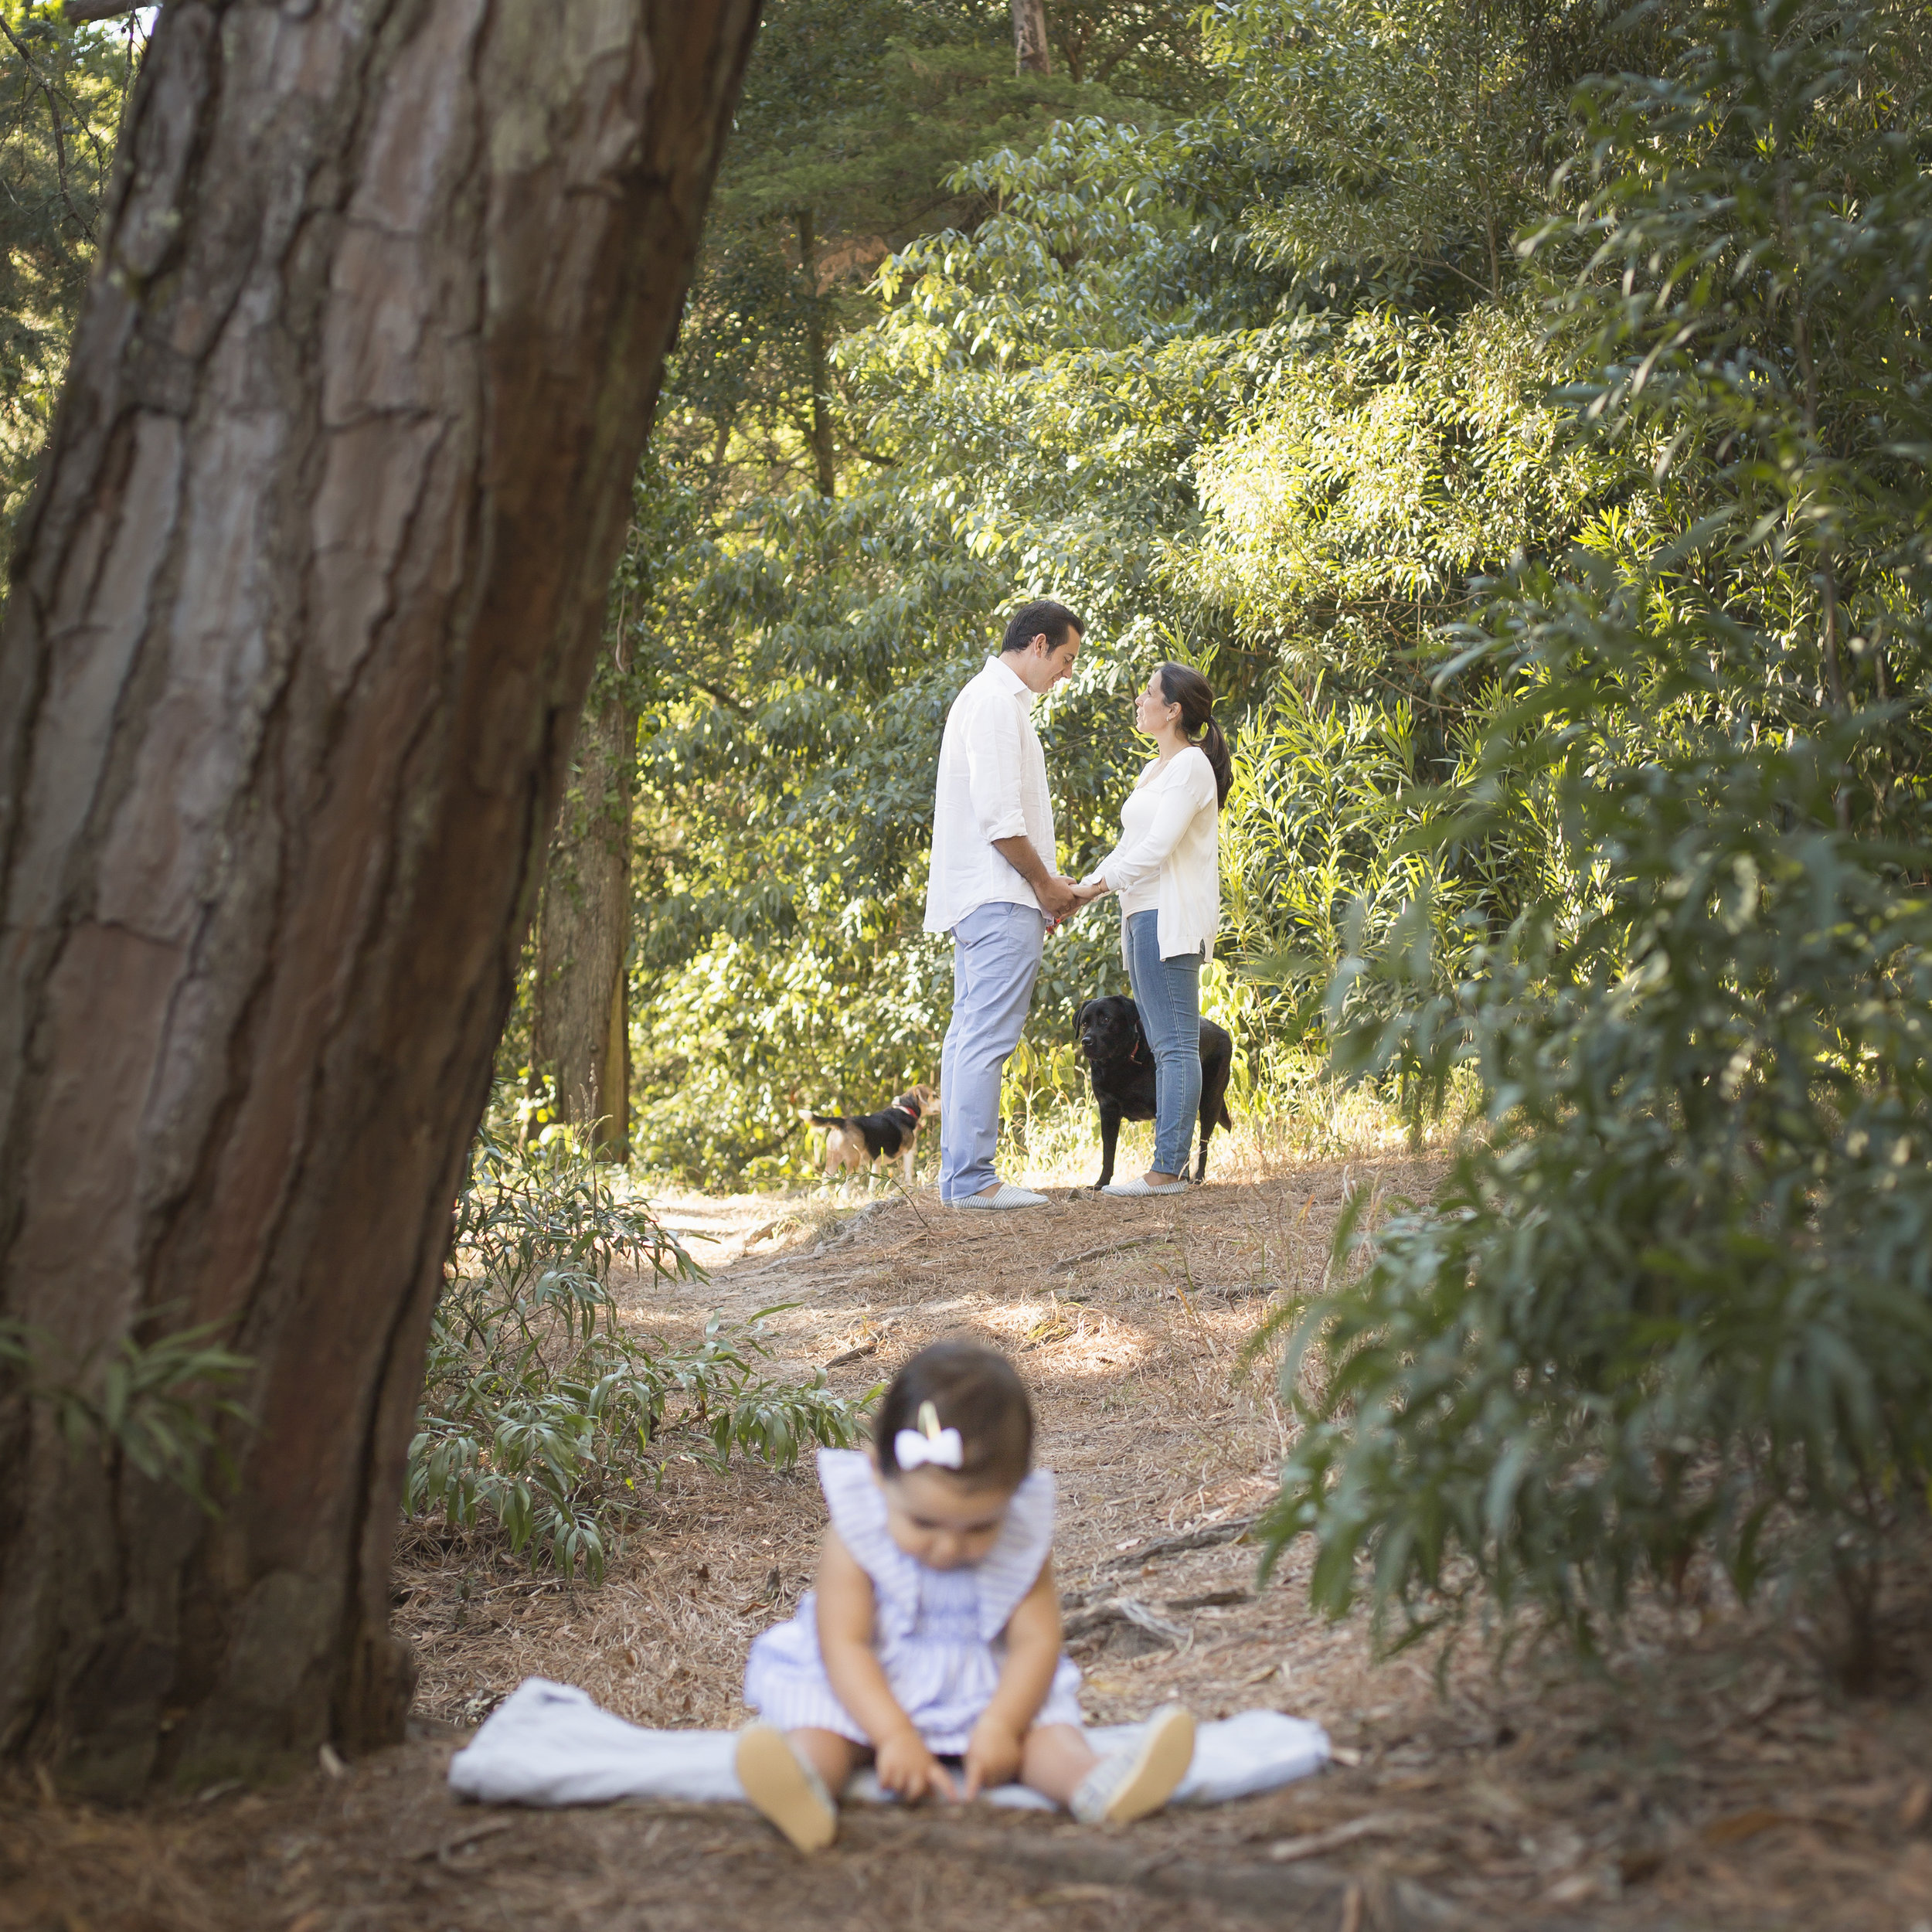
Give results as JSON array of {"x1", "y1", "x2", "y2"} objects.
[
  {"x1": 532, "y1": 690, "x2": 635, "y2": 1158},
  {"x1": 0, "y1": 0, "x2": 759, "y2": 1793},
  {"x1": 1012, "y1": 0, "x2": 1051, "y2": 76}
]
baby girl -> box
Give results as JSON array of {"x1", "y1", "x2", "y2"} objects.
[{"x1": 735, "y1": 1340, "x2": 1195, "y2": 1850}]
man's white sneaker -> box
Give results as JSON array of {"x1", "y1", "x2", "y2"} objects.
[
  {"x1": 1100, "y1": 1177, "x2": 1189, "y2": 1197},
  {"x1": 954, "y1": 1183, "x2": 1049, "y2": 1210},
  {"x1": 735, "y1": 1723, "x2": 838, "y2": 1852},
  {"x1": 1070, "y1": 1704, "x2": 1196, "y2": 1825}
]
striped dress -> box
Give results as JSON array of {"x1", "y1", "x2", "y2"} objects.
[{"x1": 743, "y1": 1449, "x2": 1086, "y2": 1753}]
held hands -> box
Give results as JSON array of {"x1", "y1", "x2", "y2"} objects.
[
  {"x1": 1034, "y1": 874, "x2": 1085, "y2": 924},
  {"x1": 874, "y1": 1723, "x2": 958, "y2": 1804},
  {"x1": 961, "y1": 1713, "x2": 1026, "y2": 1800},
  {"x1": 1039, "y1": 876, "x2": 1111, "y2": 929}
]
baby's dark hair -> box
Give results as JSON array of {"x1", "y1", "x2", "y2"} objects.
[{"x1": 874, "y1": 1342, "x2": 1034, "y2": 1489}]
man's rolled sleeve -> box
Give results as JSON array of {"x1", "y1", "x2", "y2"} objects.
[{"x1": 965, "y1": 697, "x2": 1029, "y2": 842}]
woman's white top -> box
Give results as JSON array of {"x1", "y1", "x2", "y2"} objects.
[{"x1": 1083, "y1": 746, "x2": 1220, "y2": 962}]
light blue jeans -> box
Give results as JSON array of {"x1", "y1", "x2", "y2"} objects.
[
  {"x1": 1124, "y1": 910, "x2": 1202, "y2": 1179},
  {"x1": 938, "y1": 900, "x2": 1046, "y2": 1201}
]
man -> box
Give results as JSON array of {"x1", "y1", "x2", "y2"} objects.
[{"x1": 925, "y1": 600, "x2": 1085, "y2": 1209}]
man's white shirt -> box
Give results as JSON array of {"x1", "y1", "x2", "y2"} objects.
[{"x1": 923, "y1": 656, "x2": 1057, "y2": 934}]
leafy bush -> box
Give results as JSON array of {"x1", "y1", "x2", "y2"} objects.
[
  {"x1": 2, "y1": 1314, "x2": 250, "y2": 1507},
  {"x1": 1, "y1": 9, "x2": 143, "y2": 582},
  {"x1": 1261, "y1": 0, "x2": 1932, "y2": 1679},
  {"x1": 408, "y1": 1130, "x2": 870, "y2": 1579},
  {"x1": 1223, "y1": 675, "x2": 1489, "y2": 1045},
  {"x1": 1270, "y1": 744, "x2": 1932, "y2": 1668}
]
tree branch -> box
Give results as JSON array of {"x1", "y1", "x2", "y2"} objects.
[
  {"x1": 0, "y1": 12, "x2": 96, "y2": 241},
  {"x1": 688, "y1": 675, "x2": 753, "y2": 716}
]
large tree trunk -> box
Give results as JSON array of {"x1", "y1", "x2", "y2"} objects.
[
  {"x1": 0, "y1": 0, "x2": 759, "y2": 1794},
  {"x1": 531, "y1": 687, "x2": 635, "y2": 1158},
  {"x1": 1012, "y1": 0, "x2": 1051, "y2": 76}
]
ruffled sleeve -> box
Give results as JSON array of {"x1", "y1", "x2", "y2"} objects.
[
  {"x1": 816, "y1": 1448, "x2": 920, "y2": 1640},
  {"x1": 971, "y1": 1468, "x2": 1056, "y2": 1641}
]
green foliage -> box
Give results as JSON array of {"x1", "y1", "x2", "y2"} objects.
[
  {"x1": 614, "y1": 0, "x2": 1665, "y2": 1185},
  {"x1": 537, "y1": 4, "x2": 1225, "y2": 1182},
  {"x1": 625, "y1": 100, "x2": 1292, "y2": 1182},
  {"x1": 1223, "y1": 676, "x2": 1482, "y2": 1040},
  {"x1": 1203, "y1": 0, "x2": 1646, "y2": 301},
  {"x1": 1186, "y1": 302, "x2": 1617, "y2": 651},
  {"x1": 0, "y1": 4, "x2": 141, "y2": 580},
  {"x1": 23, "y1": 0, "x2": 1928, "y2": 1678},
  {"x1": 1263, "y1": 0, "x2": 1932, "y2": 1673},
  {"x1": 659, "y1": 2, "x2": 1183, "y2": 502},
  {"x1": 1274, "y1": 747, "x2": 1932, "y2": 1654},
  {"x1": 408, "y1": 1129, "x2": 871, "y2": 1579},
  {"x1": 1, "y1": 1313, "x2": 251, "y2": 1509}
]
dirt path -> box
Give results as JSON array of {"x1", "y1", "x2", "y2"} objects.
[{"x1": 12, "y1": 1162, "x2": 1932, "y2": 1931}]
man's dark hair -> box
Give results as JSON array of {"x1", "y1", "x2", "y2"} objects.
[
  {"x1": 1001, "y1": 600, "x2": 1083, "y2": 658},
  {"x1": 875, "y1": 1340, "x2": 1035, "y2": 1488}
]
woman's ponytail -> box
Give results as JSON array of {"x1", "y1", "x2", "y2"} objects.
[
  {"x1": 1197, "y1": 716, "x2": 1233, "y2": 808},
  {"x1": 1155, "y1": 662, "x2": 1233, "y2": 808}
]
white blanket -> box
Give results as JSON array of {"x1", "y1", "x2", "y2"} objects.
[{"x1": 449, "y1": 1678, "x2": 1329, "y2": 1811}]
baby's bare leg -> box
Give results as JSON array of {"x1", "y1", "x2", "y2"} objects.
[
  {"x1": 1019, "y1": 1723, "x2": 1099, "y2": 1806},
  {"x1": 790, "y1": 1726, "x2": 864, "y2": 1794}
]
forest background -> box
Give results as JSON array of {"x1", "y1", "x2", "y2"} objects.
[{"x1": 5, "y1": 0, "x2": 1931, "y2": 1674}]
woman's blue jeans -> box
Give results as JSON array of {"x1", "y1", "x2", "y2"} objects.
[{"x1": 1124, "y1": 910, "x2": 1201, "y2": 1179}]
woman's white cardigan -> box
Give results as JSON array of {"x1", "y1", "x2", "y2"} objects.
[{"x1": 1082, "y1": 746, "x2": 1221, "y2": 962}]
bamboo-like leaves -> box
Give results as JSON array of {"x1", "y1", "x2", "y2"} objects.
[{"x1": 407, "y1": 1132, "x2": 872, "y2": 1580}]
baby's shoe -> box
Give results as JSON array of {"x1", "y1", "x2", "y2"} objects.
[
  {"x1": 1070, "y1": 1704, "x2": 1196, "y2": 1825},
  {"x1": 735, "y1": 1723, "x2": 838, "y2": 1852}
]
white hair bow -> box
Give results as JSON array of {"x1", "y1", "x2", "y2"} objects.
[{"x1": 895, "y1": 1400, "x2": 964, "y2": 1472}]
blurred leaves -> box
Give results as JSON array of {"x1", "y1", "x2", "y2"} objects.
[
  {"x1": 407, "y1": 1127, "x2": 871, "y2": 1580},
  {"x1": 1261, "y1": 0, "x2": 1932, "y2": 1676},
  {"x1": 0, "y1": 2, "x2": 144, "y2": 583},
  {"x1": 0, "y1": 1313, "x2": 251, "y2": 1510}
]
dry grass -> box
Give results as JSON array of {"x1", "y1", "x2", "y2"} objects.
[
  {"x1": 14, "y1": 1133, "x2": 1932, "y2": 1930},
  {"x1": 395, "y1": 1145, "x2": 1413, "y2": 1743},
  {"x1": 1001, "y1": 1046, "x2": 1480, "y2": 1192}
]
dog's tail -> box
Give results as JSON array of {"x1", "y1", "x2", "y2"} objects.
[
  {"x1": 808, "y1": 1112, "x2": 848, "y2": 1128},
  {"x1": 1217, "y1": 1097, "x2": 1233, "y2": 1130}
]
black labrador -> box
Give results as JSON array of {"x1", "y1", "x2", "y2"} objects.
[{"x1": 1074, "y1": 995, "x2": 1234, "y2": 1189}]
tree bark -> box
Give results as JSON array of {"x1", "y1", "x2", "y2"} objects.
[
  {"x1": 1012, "y1": 0, "x2": 1051, "y2": 76},
  {"x1": 531, "y1": 688, "x2": 635, "y2": 1158},
  {"x1": 0, "y1": 0, "x2": 759, "y2": 1793},
  {"x1": 796, "y1": 207, "x2": 835, "y2": 498}
]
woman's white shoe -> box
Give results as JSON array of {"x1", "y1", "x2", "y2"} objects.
[{"x1": 1099, "y1": 1176, "x2": 1189, "y2": 1196}]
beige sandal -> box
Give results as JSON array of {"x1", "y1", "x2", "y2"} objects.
[
  {"x1": 735, "y1": 1723, "x2": 838, "y2": 1852},
  {"x1": 1070, "y1": 1704, "x2": 1196, "y2": 1825}
]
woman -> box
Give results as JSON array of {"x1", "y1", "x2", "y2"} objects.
[{"x1": 1073, "y1": 663, "x2": 1231, "y2": 1196}]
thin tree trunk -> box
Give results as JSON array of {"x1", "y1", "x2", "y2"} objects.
[
  {"x1": 1012, "y1": 0, "x2": 1050, "y2": 76},
  {"x1": 0, "y1": 0, "x2": 759, "y2": 1793},
  {"x1": 796, "y1": 208, "x2": 835, "y2": 498},
  {"x1": 532, "y1": 691, "x2": 636, "y2": 1158}
]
